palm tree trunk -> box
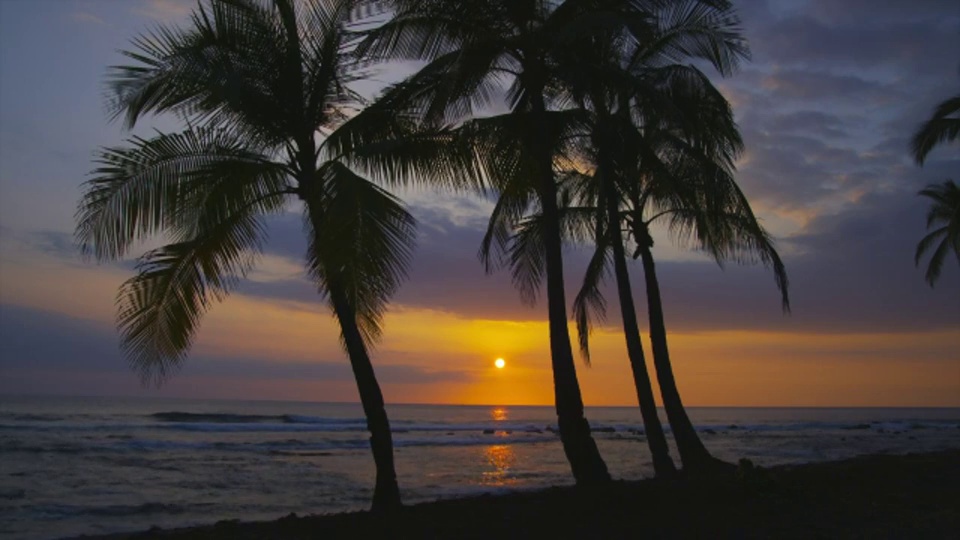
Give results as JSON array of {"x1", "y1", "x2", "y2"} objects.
[
  {"x1": 522, "y1": 70, "x2": 609, "y2": 484},
  {"x1": 539, "y1": 177, "x2": 611, "y2": 485},
  {"x1": 602, "y1": 188, "x2": 676, "y2": 477},
  {"x1": 329, "y1": 285, "x2": 403, "y2": 511},
  {"x1": 637, "y1": 241, "x2": 729, "y2": 474}
]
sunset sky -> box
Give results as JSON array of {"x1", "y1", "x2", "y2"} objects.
[{"x1": 0, "y1": 0, "x2": 957, "y2": 407}]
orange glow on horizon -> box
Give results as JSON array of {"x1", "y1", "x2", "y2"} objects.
[{"x1": 3, "y1": 250, "x2": 957, "y2": 408}]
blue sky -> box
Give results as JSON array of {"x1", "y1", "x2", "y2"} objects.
[{"x1": 0, "y1": 0, "x2": 957, "y2": 406}]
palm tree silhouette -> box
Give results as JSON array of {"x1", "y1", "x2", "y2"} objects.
[
  {"x1": 358, "y1": 0, "x2": 652, "y2": 484},
  {"x1": 624, "y1": 170, "x2": 789, "y2": 474},
  {"x1": 561, "y1": 1, "x2": 786, "y2": 475},
  {"x1": 911, "y1": 82, "x2": 959, "y2": 286},
  {"x1": 914, "y1": 181, "x2": 960, "y2": 286},
  {"x1": 571, "y1": 81, "x2": 789, "y2": 474},
  {"x1": 74, "y1": 0, "x2": 465, "y2": 512}
]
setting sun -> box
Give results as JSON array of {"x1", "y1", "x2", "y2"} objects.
[{"x1": 494, "y1": 358, "x2": 506, "y2": 369}]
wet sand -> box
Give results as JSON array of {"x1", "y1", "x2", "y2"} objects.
[{"x1": 69, "y1": 449, "x2": 960, "y2": 539}]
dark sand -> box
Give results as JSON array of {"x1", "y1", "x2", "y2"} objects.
[{"x1": 70, "y1": 450, "x2": 960, "y2": 539}]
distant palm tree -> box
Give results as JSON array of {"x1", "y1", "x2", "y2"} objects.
[
  {"x1": 911, "y1": 83, "x2": 959, "y2": 286},
  {"x1": 616, "y1": 62, "x2": 789, "y2": 475},
  {"x1": 570, "y1": 92, "x2": 790, "y2": 475},
  {"x1": 553, "y1": 1, "x2": 785, "y2": 475},
  {"x1": 75, "y1": 0, "x2": 466, "y2": 512},
  {"x1": 513, "y1": 85, "x2": 789, "y2": 477},
  {"x1": 914, "y1": 180, "x2": 960, "y2": 286},
  {"x1": 624, "y1": 169, "x2": 789, "y2": 474}
]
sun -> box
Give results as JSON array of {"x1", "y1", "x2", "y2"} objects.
[{"x1": 494, "y1": 358, "x2": 506, "y2": 369}]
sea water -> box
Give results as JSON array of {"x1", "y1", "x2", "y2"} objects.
[{"x1": 1, "y1": 395, "x2": 958, "y2": 539}]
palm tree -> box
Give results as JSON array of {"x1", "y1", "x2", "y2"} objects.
[
  {"x1": 509, "y1": 158, "x2": 680, "y2": 477},
  {"x1": 626, "y1": 172, "x2": 789, "y2": 474},
  {"x1": 553, "y1": 3, "x2": 790, "y2": 473},
  {"x1": 915, "y1": 181, "x2": 960, "y2": 286},
  {"x1": 357, "y1": 0, "x2": 641, "y2": 484},
  {"x1": 911, "y1": 82, "x2": 959, "y2": 286},
  {"x1": 551, "y1": 32, "x2": 681, "y2": 478},
  {"x1": 512, "y1": 78, "x2": 789, "y2": 477},
  {"x1": 571, "y1": 113, "x2": 789, "y2": 475},
  {"x1": 74, "y1": 0, "x2": 466, "y2": 512},
  {"x1": 570, "y1": 104, "x2": 790, "y2": 475},
  {"x1": 555, "y1": 1, "x2": 784, "y2": 475},
  {"x1": 625, "y1": 64, "x2": 791, "y2": 473}
]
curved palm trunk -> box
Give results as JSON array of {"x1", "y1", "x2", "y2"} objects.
[
  {"x1": 602, "y1": 188, "x2": 676, "y2": 477},
  {"x1": 528, "y1": 90, "x2": 609, "y2": 484},
  {"x1": 329, "y1": 285, "x2": 403, "y2": 511},
  {"x1": 540, "y1": 177, "x2": 611, "y2": 485},
  {"x1": 636, "y1": 239, "x2": 729, "y2": 474}
]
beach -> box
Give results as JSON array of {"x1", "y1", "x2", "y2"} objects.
[
  {"x1": 3, "y1": 397, "x2": 959, "y2": 539},
  {"x1": 67, "y1": 449, "x2": 960, "y2": 539}
]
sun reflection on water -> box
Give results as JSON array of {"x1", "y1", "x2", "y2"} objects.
[
  {"x1": 491, "y1": 407, "x2": 508, "y2": 422},
  {"x1": 481, "y1": 444, "x2": 516, "y2": 486}
]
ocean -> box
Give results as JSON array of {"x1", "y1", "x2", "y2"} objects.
[{"x1": 1, "y1": 396, "x2": 959, "y2": 540}]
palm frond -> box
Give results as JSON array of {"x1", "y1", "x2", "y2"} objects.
[
  {"x1": 77, "y1": 127, "x2": 289, "y2": 261},
  {"x1": 915, "y1": 180, "x2": 960, "y2": 286},
  {"x1": 508, "y1": 214, "x2": 547, "y2": 306},
  {"x1": 573, "y1": 234, "x2": 611, "y2": 366},
  {"x1": 301, "y1": 0, "x2": 354, "y2": 129},
  {"x1": 915, "y1": 225, "x2": 948, "y2": 264},
  {"x1": 911, "y1": 93, "x2": 960, "y2": 165},
  {"x1": 108, "y1": 0, "x2": 355, "y2": 148},
  {"x1": 368, "y1": 42, "x2": 511, "y2": 126},
  {"x1": 116, "y1": 190, "x2": 277, "y2": 385},
  {"x1": 323, "y1": 97, "x2": 487, "y2": 192},
  {"x1": 918, "y1": 228, "x2": 952, "y2": 287},
  {"x1": 304, "y1": 160, "x2": 416, "y2": 346},
  {"x1": 919, "y1": 180, "x2": 960, "y2": 226},
  {"x1": 355, "y1": 0, "x2": 505, "y2": 63},
  {"x1": 659, "y1": 175, "x2": 791, "y2": 313},
  {"x1": 479, "y1": 180, "x2": 533, "y2": 273},
  {"x1": 634, "y1": 0, "x2": 749, "y2": 76}
]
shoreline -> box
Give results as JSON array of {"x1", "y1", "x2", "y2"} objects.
[{"x1": 67, "y1": 449, "x2": 960, "y2": 539}]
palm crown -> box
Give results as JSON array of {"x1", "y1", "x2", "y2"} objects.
[{"x1": 75, "y1": 0, "x2": 461, "y2": 380}]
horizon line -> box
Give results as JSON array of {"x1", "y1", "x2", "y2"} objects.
[{"x1": 3, "y1": 393, "x2": 959, "y2": 409}]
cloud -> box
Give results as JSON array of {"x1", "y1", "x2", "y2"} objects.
[
  {"x1": 765, "y1": 110, "x2": 855, "y2": 140},
  {"x1": 716, "y1": 1, "x2": 958, "y2": 237},
  {"x1": 184, "y1": 357, "x2": 471, "y2": 384},
  {"x1": 805, "y1": 0, "x2": 960, "y2": 25},
  {"x1": 745, "y1": 6, "x2": 960, "y2": 74},
  {"x1": 11, "y1": 228, "x2": 80, "y2": 260},
  {"x1": 0, "y1": 303, "x2": 471, "y2": 398},
  {"x1": 651, "y1": 187, "x2": 960, "y2": 334},
  {"x1": 135, "y1": 0, "x2": 193, "y2": 22},
  {"x1": 222, "y1": 173, "x2": 959, "y2": 337},
  {"x1": 71, "y1": 12, "x2": 108, "y2": 26},
  {"x1": 758, "y1": 69, "x2": 900, "y2": 105}
]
